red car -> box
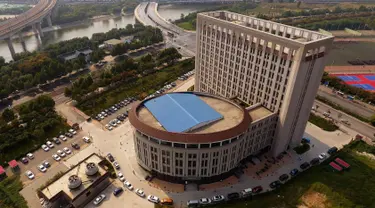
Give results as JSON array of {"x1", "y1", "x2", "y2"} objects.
[{"x1": 252, "y1": 186, "x2": 263, "y2": 194}]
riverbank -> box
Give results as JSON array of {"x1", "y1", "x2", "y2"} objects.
[{"x1": 8, "y1": 13, "x2": 125, "y2": 42}]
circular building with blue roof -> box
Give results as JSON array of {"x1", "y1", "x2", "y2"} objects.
[{"x1": 129, "y1": 91, "x2": 276, "y2": 182}]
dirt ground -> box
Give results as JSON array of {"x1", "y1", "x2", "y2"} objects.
[{"x1": 298, "y1": 191, "x2": 329, "y2": 208}]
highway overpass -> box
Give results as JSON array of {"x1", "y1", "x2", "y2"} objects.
[{"x1": 0, "y1": 0, "x2": 57, "y2": 59}]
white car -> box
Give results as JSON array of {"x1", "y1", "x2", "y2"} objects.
[
  {"x1": 318, "y1": 153, "x2": 327, "y2": 160},
  {"x1": 59, "y1": 135, "x2": 67, "y2": 141},
  {"x1": 63, "y1": 147, "x2": 72, "y2": 154},
  {"x1": 105, "y1": 124, "x2": 113, "y2": 131},
  {"x1": 57, "y1": 150, "x2": 66, "y2": 157},
  {"x1": 83, "y1": 136, "x2": 90, "y2": 143},
  {"x1": 199, "y1": 198, "x2": 211, "y2": 205},
  {"x1": 116, "y1": 119, "x2": 121, "y2": 124},
  {"x1": 118, "y1": 172, "x2": 125, "y2": 182},
  {"x1": 46, "y1": 141, "x2": 54, "y2": 148},
  {"x1": 69, "y1": 129, "x2": 77, "y2": 135},
  {"x1": 110, "y1": 122, "x2": 117, "y2": 127},
  {"x1": 135, "y1": 189, "x2": 145, "y2": 197},
  {"x1": 113, "y1": 161, "x2": 120, "y2": 169},
  {"x1": 212, "y1": 195, "x2": 225, "y2": 202},
  {"x1": 38, "y1": 164, "x2": 47, "y2": 172},
  {"x1": 41, "y1": 144, "x2": 49, "y2": 152},
  {"x1": 27, "y1": 153, "x2": 34, "y2": 159},
  {"x1": 147, "y1": 195, "x2": 160, "y2": 203},
  {"x1": 93, "y1": 194, "x2": 106, "y2": 205},
  {"x1": 52, "y1": 154, "x2": 61, "y2": 161},
  {"x1": 124, "y1": 181, "x2": 134, "y2": 190},
  {"x1": 25, "y1": 170, "x2": 35, "y2": 180}
]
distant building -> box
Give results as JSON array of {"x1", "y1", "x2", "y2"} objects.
[
  {"x1": 58, "y1": 48, "x2": 93, "y2": 63},
  {"x1": 39, "y1": 153, "x2": 110, "y2": 208},
  {"x1": 122, "y1": 35, "x2": 134, "y2": 44}
]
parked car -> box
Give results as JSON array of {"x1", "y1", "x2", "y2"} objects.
[
  {"x1": 318, "y1": 153, "x2": 327, "y2": 160},
  {"x1": 117, "y1": 172, "x2": 125, "y2": 182},
  {"x1": 199, "y1": 198, "x2": 211, "y2": 205},
  {"x1": 161, "y1": 198, "x2": 173, "y2": 205},
  {"x1": 113, "y1": 187, "x2": 123, "y2": 196},
  {"x1": 107, "y1": 153, "x2": 115, "y2": 162},
  {"x1": 46, "y1": 141, "x2": 54, "y2": 148},
  {"x1": 300, "y1": 162, "x2": 310, "y2": 170},
  {"x1": 68, "y1": 129, "x2": 77, "y2": 135},
  {"x1": 41, "y1": 144, "x2": 49, "y2": 152},
  {"x1": 105, "y1": 124, "x2": 113, "y2": 130},
  {"x1": 187, "y1": 200, "x2": 199, "y2": 207},
  {"x1": 52, "y1": 137, "x2": 61, "y2": 144},
  {"x1": 57, "y1": 150, "x2": 66, "y2": 157},
  {"x1": 252, "y1": 186, "x2": 263, "y2": 194},
  {"x1": 38, "y1": 164, "x2": 47, "y2": 172},
  {"x1": 290, "y1": 168, "x2": 299, "y2": 177},
  {"x1": 211, "y1": 195, "x2": 225, "y2": 203},
  {"x1": 113, "y1": 161, "x2": 120, "y2": 169},
  {"x1": 241, "y1": 188, "x2": 253, "y2": 198},
  {"x1": 310, "y1": 158, "x2": 320, "y2": 166},
  {"x1": 135, "y1": 189, "x2": 145, "y2": 197},
  {"x1": 21, "y1": 157, "x2": 28, "y2": 164},
  {"x1": 124, "y1": 181, "x2": 133, "y2": 190},
  {"x1": 71, "y1": 142, "x2": 80, "y2": 149},
  {"x1": 59, "y1": 135, "x2": 67, "y2": 141},
  {"x1": 83, "y1": 136, "x2": 90, "y2": 143},
  {"x1": 52, "y1": 154, "x2": 61, "y2": 161},
  {"x1": 25, "y1": 170, "x2": 35, "y2": 180},
  {"x1": 269, "y1": 180, "x2": 282, "y2": 189},
  {"x1": 43, "y1": 161, "x2": 50, "y2": 168},
  {"x1": 327, "y1": 146, "x2": 338, "y2": 154},
  {"x1": 93, "y1": 194, "x2": 106, "y2": 205},
  {"x1": 279, "y1": 174, "x2": 289, "y2": 182},
  {"x1": 147, "y1": 195, "x2": 160, "y2": 204},
  {"x1": 65, "y1": 132, "x2": 73, "y2": 138},
  {"x1": 63, "y1": 147, "x2": 72, "y2": 154},
  {"x1": 27, "y1": 153, "x2": 34, "y2": 159},
  {"x1": 227, "y1": 192, "x2": 240, "y2": 200}
]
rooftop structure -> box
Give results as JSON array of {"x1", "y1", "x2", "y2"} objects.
[
  {"x1": 247, "y1": 105, "x2": 273, "y2": 122},
  {"x1": 41, "y1": 153, "x2": 110, "y2": 208},
  {"x1": 136, "y1": 92, "x2": 246, "y2": 139},
  {"x1": 143, "y1": 93, "x2": 223, "y2": 133},
  {"x1": 58, "y1": 48, "x2": 93, "y2": 62}
]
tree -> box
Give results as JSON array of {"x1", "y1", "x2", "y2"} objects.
[
  {"x1": 297, "y1": 1, "x2": 301, "y2": 8},
  {"x1": 371, "y1": 115, "x2": 375, "y2": 126},
  {"x1": 180, "y1": 13, "x2": 185, "y2": 20},
  {"x1": 2, "y1": 108, "x2": 15, "y2": 122}
]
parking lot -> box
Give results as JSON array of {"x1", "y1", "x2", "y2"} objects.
[{"x1": 17, "y1": 130, "x2": 90, "y2": 185}]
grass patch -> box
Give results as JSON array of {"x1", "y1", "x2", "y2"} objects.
[
  {"x1": 309, "y1": 113, "x2": 339, "y2": 132},
  {"x1": 77, "y1": 59, "x2": 194, "y2": 115},
  {"x1": 177, "y1": 22, "x2": 196, "y2": 31},
  {"x1": 0, "y1": 176, "x2": 28, "y2": 208},
  {"x1": 293, "y1": 143, "x2": 310, "y2": 155},
  {"x1": 215, "y1": 140, "x2": 375, "y2": 208}
]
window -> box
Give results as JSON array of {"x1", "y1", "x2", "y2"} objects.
[
  {"x1": 211, "y1": 142, "x2": 221, "y2": 147},
  {"x1": 200, "y1": 144, "x2": 210, "y2": 148},
  {"x1": 174, "y1": 143, "x2": 185, "y2": 148},
  {"x1": 187, "y1": 144, "x2": 198, "y2": 149}
]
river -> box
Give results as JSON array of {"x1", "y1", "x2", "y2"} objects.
[{"x1": 0, "y1": 4, "x2": 205, "y2": 61}]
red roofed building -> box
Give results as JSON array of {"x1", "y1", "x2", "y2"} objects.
[{"x1": 8, "y1": 160, "x2": 19, "y2": 172}]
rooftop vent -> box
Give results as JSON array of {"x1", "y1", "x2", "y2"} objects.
[
  {"x1": 68, "y1": 175, "x2": 82, "y2": 189},
  {"x1": 85, "y1": 162, "x2": 99, "y2": 176}
]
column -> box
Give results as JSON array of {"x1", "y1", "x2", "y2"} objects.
[
  {"x1": 36, "y1": 22, "x2": 44, "y2": 38},
  {"x1": 32, "y1": 24, "x2": 39, "y2": 37},
  {"x1": 18, "y1": 32, "x2": 27, "y2": 52},
  {"x1": 46, "y1": 15, "x2": 52, "y2": 27},
  {"x1": 6, "y1": 37, "x2": 16, "y2": 60}
]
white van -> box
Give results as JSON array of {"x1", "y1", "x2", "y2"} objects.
[
  {"x1": 241, "y1": 188, "x2": 253, "y2": 197},
  {"x1": 187, "y1": 200, "x2": 199, "y2": 207}
]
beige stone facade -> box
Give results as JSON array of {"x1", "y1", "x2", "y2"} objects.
[{"x1": 195, "y1": 11, "x2": 334, "y2": 156}]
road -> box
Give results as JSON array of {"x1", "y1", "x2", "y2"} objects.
[{"x1": 317, "y1": 85, "x2": 375, "y2": 119}]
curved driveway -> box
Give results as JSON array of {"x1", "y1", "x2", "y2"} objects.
[{"x1": 0, "y1": 0, "x2": 57, "y2": 38}]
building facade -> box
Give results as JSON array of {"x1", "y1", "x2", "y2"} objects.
[
  {"x1": 195, "y1": 11, "x2": 334, "y2": 155},
  {"x1": 129, "y1": 92, "x2": 277, "y2": 182}
]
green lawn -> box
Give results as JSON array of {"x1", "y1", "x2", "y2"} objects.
[
  {"x1": 177, "y1": 22, "x2": 196, "y2": 31},
  {"x1": 215, "y1": 140, "x2": 375, "y2": 208},
  {"x1": 77, "y1": 59, "x2": 194, "y2": 115},
  {"x1": 309, "y1": 113, "x2": 339, "y2": 132}
]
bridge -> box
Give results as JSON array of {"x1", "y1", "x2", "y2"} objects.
[
  {"x1": 0, "y1": 0, "x2": 57, "y2": 59},
  {"x1": 158, "y1": 0, "x2": 242, "y2": 3}
]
